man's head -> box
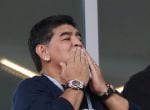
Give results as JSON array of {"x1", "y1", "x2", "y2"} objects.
[{"x1": 28, "y1": 15, "x2": 83, "y2": 72}]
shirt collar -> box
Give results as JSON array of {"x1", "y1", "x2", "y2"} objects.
[{"x1": 44, "y1": 74, "x2": 64, "y2": 91}]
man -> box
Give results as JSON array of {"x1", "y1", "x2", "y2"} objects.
[
  {"x1": 13, "y1": 15, "x2": 140, "y2": 110},
  {"x1": 122, "y1": 65, "x2": 150, "y2": 110}
]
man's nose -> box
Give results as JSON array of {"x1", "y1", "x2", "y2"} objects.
[{"x1": 71, "y1": 37, "x2": 83, "y2": 48}]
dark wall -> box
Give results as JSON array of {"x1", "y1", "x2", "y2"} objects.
[{"x1": 99, "y1": 0, "x2": 150, "y2": 86}]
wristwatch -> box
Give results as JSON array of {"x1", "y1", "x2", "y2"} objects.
[
  {"x1": 98, "y1": 83, "x2": 118, "y2": 101},
  {"x1": 65, "y1": 80, "x2": 85, "y2": 91}
]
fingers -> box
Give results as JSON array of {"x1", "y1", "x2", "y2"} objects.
[
  {"x1": 74, "y1": 47, "x2": 81, "y2": 63},
  {"x1": 84, "y1": 49, "x2": 97, "y2": 67},
  {"x1": 82, "y1": 49, "x2": 100, "y2": 78},
  {"x1": 85, "y1": 50, "x2": 94, "y2": 66},
  {"x1": 71, "y1": 47, "x2": 88, "y2": 65},
  {"x1": 68, "y1": 47, "x2": 85, "y2": 63},
  {"x1": 67, "y1": 47, "x2": 89, "y2": 68},
  {"x1": 87, "y1": 55, "x2": 95, "y2": 73},
  {"x1": 84, "y1": 49, "x2": 96, "y2": 64},
  {"x1": 68, "y1": 47, "x2": 76, "y2": 63}
]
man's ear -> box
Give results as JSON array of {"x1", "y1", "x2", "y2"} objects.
[{"x1": 35, "y1": 44, "x2": 50, "y2": 62}]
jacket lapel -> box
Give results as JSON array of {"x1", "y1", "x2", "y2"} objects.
[{"x1": 38, "y1": 75, "x2": 63, "y2": 98}]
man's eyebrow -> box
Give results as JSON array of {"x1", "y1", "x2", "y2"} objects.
[
  {"x1": 60, "y1": 32, "x2": 72, "y2": 37},
  {"x1": 76, "y1": 32, "x2": 82, "y2": 37},
  {"x1": 59, "y1": 31, "x2": 82, "y2": 37}
]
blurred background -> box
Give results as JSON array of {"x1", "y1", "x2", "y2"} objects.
[{"x1": 0, "y1": 0, "x2": 150, "y2": 109}]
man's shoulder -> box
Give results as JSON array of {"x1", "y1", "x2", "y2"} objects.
[
  {"x1": 129, "y1": 65, "x2": 150, "y2": 83},
  {"x1": 15, "y1": 75, "x2": 49, "y2": 93},
  {"x1": 123, "y1": 65, "x2": 150, "y2": 93},
  {"x1": 19, "y1": 75, "x2": 45, "y2": 85}
]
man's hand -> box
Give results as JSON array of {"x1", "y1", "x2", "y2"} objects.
[
  {"x1": 59, "y1": 47, "x2": 90, "y2": 110},
  {"x1": 85, "y1": 51, "x2": 107, "y2": 94},
  {"x1": 60, "y1": 47, "x2": 90, "y2": 86},
  {"x1": 86, "y1": 51, "x2": 129, "y2": 110}
]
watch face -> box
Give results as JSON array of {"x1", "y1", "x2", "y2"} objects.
[
  {"x1": 72, "y1": 80, "x2": 80, "y2": 87},
  {"x1": 68, "y1": 80, "x2": 84, "y2": 89}
]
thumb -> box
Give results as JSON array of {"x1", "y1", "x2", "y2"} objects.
[{"x1": 59, "y1": 62, "x2": 66, "y2": 74}]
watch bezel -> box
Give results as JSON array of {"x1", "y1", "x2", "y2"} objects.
[{"x1": 66, "y1": 80, "x2": 85, "y2": 90}]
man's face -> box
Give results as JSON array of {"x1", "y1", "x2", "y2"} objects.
[{"x1": 47, "y1": 24, "x2": 83, "y2": 65}]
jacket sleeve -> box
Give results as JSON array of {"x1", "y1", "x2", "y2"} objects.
[
  {"x1": 129, "y1": 102, "x2": 142, "y2": 110},
  {"x1": 12, "y1": 79, "x2": 74, "y2": 110}
]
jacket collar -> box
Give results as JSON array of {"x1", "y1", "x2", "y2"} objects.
[{"x1": 38, "y1": 75, "x2": 63, "y2": 98}]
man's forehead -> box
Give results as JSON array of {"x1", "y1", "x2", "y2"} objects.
[{"x1": 52, "y1": 24, "x2": 79, "y2": 34}]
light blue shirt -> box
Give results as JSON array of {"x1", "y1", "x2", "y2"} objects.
[{"x1": 44, "y1": 74, "x2": 64, "y2": 91}]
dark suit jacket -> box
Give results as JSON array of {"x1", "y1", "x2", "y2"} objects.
[{"x1": 13, "y1": 75, "x2": 141, "y2": 110}]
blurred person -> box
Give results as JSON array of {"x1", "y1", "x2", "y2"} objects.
[
  {"x1": 122, "y1": 65, "x2": 150, "y2": 110},
  {"x1": 13, "y1": 15, "x2": 140, "y2": 110}
]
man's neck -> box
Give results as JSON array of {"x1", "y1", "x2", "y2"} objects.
[{"x1": 41, "y1": 63, "x2": 64, "y2": 84}]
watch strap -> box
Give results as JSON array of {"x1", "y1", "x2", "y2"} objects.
[{"x1": 99, "y1": 83, "x2": 118, "y2": 101}]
